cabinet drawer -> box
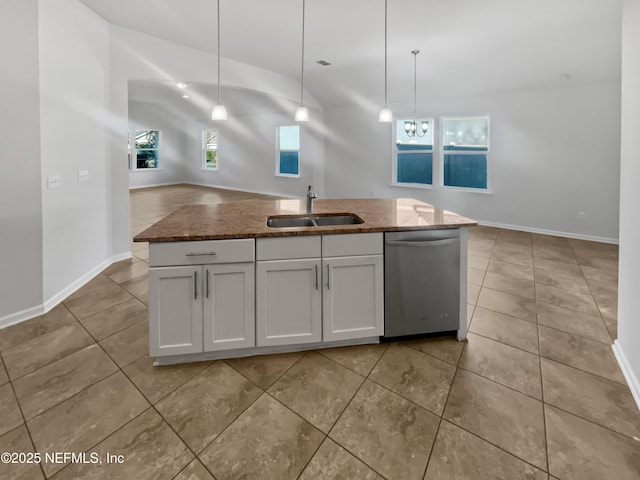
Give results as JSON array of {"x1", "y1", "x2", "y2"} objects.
[
  {"x1": 257, "y1": 235, "x2": 321, "y2": 260},
  {"x1": 322, "y1": 233, "x2": 383, "y2": 257},
  {"x1": 149, "y1": 239, "x2": 255, "y2": 267}
]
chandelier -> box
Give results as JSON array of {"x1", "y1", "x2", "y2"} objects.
[{"x1": 404, "y1": 50, "x2": 428, "y2": 137}]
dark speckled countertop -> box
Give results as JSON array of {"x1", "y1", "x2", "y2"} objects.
[{"x1": 133, "y1": 198, "x2": 477, "y2": 243}]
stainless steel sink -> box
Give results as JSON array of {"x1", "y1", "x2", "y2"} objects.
[{"x1": 267, "y1": 213, "x2": 363, "y2": 228}]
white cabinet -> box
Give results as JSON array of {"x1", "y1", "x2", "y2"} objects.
[
  {"x1": 149, "y1": 239, "x2": 255, "y2": 357},
  {"x1": 255, "y1": 233, "x2": 383, "y2": 347},
  {"x1": 323, "y1": 255, "x2": 384, "y2": 341},
  {"x1": 256, "y1": 236, "x2": 322, "y2": 347}
]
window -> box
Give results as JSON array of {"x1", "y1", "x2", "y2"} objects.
[
  {"x1": 134, "y1": 130, "x2": 160, "y2": 169},
  {"x1": 394, "y1": 119, "x2": 434, "y2": 186},
  {"x1": 202, "y1": 129, "x2": 218, "y2": 170},
  {"x1": 277, "y1": 126, "x2": 300, "y2": 176},
  {"x1": 442, "y1": 116, "x2": 489, "y2": 189}
]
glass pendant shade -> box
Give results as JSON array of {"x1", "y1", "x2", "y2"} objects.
[
  {"x1": 295, "y1": 105, "x2": 309, "y2": 122},
  {"x1": 211, "y1": 104, "x2": 227, "y2": 120},
  {"x1": 378, "y1": 106, "x2": 393, "y2": 123}
]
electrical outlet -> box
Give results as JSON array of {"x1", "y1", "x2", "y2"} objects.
[
  {"x1": 78, "y1": 170, "x2": 89, "y2": 182},
  {"x1": 47, "y1": 176, "x2": 62, "y2": 189},
  {"x1": 578, "y1": 212, "x2": 586, "y2": 220}
]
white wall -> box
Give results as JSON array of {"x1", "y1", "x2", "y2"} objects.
[
  {"x1": 39, "y1": 0, "x2": 112, "y2": 304},
  {"x1": 325, "y1": 82, "x2": 621, "y2": 242},
  {"x1": 129, "y1": 101, "x2": 187, "y2": 188},
  {"x1": 0, "y1": 0, "x2": 44, "y2": 324},
  {"x1": 184, "y1": 111, "x2": 325, "y2": 198},
  {"x1": 614, "y1": 0, "x2": 640, "y2": 407}
]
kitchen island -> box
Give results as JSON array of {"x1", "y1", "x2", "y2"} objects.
[{"x1": 134, "y1": 198, "x2": 477, "y2": 365}]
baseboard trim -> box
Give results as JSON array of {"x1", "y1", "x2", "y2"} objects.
[
  {"x1": 477, "y1": 220, "x2": 619, "y2": 245},
  {"x1": 185, "y1": 181, "x2": 298, "y2": 199},
  {"x1": 0, "y1": 251, "x2": 133, "y2": 330},
  {"x1": 129, "y1": 182, "x2": 178, "y2": 190},
  {"x1": 612, "y1": 340, "x2": 640, "y2": 411}
]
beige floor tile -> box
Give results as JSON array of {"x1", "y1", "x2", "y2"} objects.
[
  {"x1": 121, "y1": 273, "x2": 149, "y2": 304},
  {"x1": 424, "y1": 420, "x2": 548, "y2": 480},
  {"x1": 535, "y1": 283, "x2": 600, "y2": 316},
  {"x1": 64, "y1": 276, "x2": 134, "y2": 320},
  {"x1": 534, "y1": 267, "x2": 590, "y2": 294},
  {"x1": 468, "y1": 240, "x2": 495, "y2": 259},
  {"x1": 0, "y1": 304, "x2": 76, "y2": 352},
  {"x1": 225, "y1": 352, "x2": 302, "y2": 389},
  {"x1": 403, "y1": 335, "x2": 464, "y2": 365},
  {"x1": 268, "y1": 351, "x2": 363, "y2": 433},
  {"x1": 487, "y1": 258, "x2": 534, "y2": 281},
  {"x1": 468, "y1": 255, "x2": 489, "y2": 271},
  {"x1": 13, "y1": 344, "x2": 118, "y2": 420},
  {"x1": 174, "y1": 459, "x2": 215, "y2": 480},
  {"x1": 573, "y1": 255, "x2": 618, "y2": 275},
  {"x1": 199, "y1": 394, "x2": 323, "y2": 480},
  {"x1": 532, "y1": 245, "x2": 577, "y2": 265},
  {"x1": 369, "y1": 344, "x2": 455, "y2": 415},
  {"x1": 0, "y1": 425, "x2": 44, "y2": 480},
  {"x1": 2, "y1": 323, "x2": 94, "y2": 380},
  {"x1": 541, "y1": 358, "x2": 640, "y2": 439},
  {"x1": 27, "y1": 372, "x2": 149, "y2": 477},
  {"x1": 443, "y1": 370, "x2": 546, "y2": 470},
  {"x1": 133, "y1": 247, "x2": 149, "y2": 262},
  {"x1": 318, "y1": 343, "x2": 388, "y2": 377},
  {"x1": 0, "y1": 357, "x2": 8, "y2": 386},
  {"x1": 469, "y1": 307, "x2": 539, "y2": 354},
  {"x1": 482, "y1": 272, "x2": 535, "y2": 298},
  {"x1": 594, "y1": 292, "x2": 618, "y2": 320},
  {"x1": 467, "y1": 283, "x2": 480, "y2": 304},
  {"x1": 477, "y1": 287, "x2": 537, "y2": 322},
  {"x1": 79, "y1": 297, "x2": 148, "y2": 340},
  {"x1": 53, "y1": 409, "x2": 192, "y2": 480},
  {"x1": 124, "y1": 356, "x2": 213, "y2": 404},
  {"x1": 546, "y1": 405, "x2": 640, "y2": 480},
  {"x1": 104, "y1": 258, "x2": 149, "y2": 284},
  {"x1": 538, "y1": 325, "x2": 624, "y2": 384},
  {"x1": 467, "y1": 303, "x2": 474, "y2": 326},
  {"x1": 330, "y1": 380, "x2": 439, "y2": 480},
  {"x1": 459, "y1": 333, "x2": 541, "y2": 399},
  {"x1": 604, "y1": 316, "x2": 618, "y2": 341},
  {"x1": 580, "y1": 264, "x2": 617, "y2": 284},
  {"x1": 156, "y1": 362, "x2": 262, "y2": 453},
  {"x1": 536, "y1": 301, "x2": 610, "y2": 344},
  {"x1": 299, "y1": 438, "x2": 384, "y2": 480},
  {"x1": 100, "y1": 320, "x2": 149, "y2": 368},
  {"x1": 467, "y1": 267, "x2": 486, "y2": 286},
  {"x1": 533, "y1": 258, "x2": 583, "y2": 276},
  {"x1": 0, "y1": 384, "x2": 23, "y2": 437},
  {"x1": 491, "y1": 249, "x2": 533, "y2": 268}
]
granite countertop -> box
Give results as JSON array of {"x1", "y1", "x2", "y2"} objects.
[{"x1": 133, "y1": 198, "x2": 478, "y2": 243}]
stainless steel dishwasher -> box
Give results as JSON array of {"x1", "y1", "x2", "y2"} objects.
[{"x1": 384, "y1": 229, "x2": 460, "y2": 338}]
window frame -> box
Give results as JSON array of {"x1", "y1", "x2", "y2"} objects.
[
  {"x1": 275, "y1": 125, "x2": 301, "y2": 178},
  {"x1": 202, "y1": 128, "x2": 218, "y2": 171},
  {"x1": 439, "y1": 115, "x2": 490, "y2": 191},
  {"x1": 132, "y1": 129, "x2": 161, "y2": 171},
  {"x1": 391, "y1": 117, "x2": 435, "y2": 189}
]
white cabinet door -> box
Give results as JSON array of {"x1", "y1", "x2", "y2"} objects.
[
  {"x1": 256, "y1": 258, "x2": 322, "y2": 347},
  {"x1": 149, "y1": 266, "x2": 203, "y2": 356},
  {"x1": 323, "y1": 255, "x2": 384, "y2": 342},
  {"x1": 203, "y1": 263, "x2": 255, "y2": 351}
]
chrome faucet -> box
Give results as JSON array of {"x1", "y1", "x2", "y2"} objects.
[{"x1": 306, "y1": 185, "x2": 317, "y2": 213}]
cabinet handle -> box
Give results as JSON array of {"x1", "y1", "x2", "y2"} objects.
[
  {"x1": 314, "y1": 264, "x2": 318, "y2": 290},
  {"x1": 194, "y1": 271, "x2": 198, "y2": 300},
  {"x1": 186, "y1": 251, "x2": 217, "y2": 257},
  {"x1": 326, "y1": 264, "x2": 330, "y2": 289},
  {"x1": 206, "y1": 269, "x2": 210, "y2": 298}
]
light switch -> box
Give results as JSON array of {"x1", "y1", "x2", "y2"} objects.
[{"x1": 78, "y1": 170, "x2": 89, "y2": 182}]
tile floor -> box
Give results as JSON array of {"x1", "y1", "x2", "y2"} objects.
[{"x1": 1, "y1": 184, "x2": 639, "y2": 479}]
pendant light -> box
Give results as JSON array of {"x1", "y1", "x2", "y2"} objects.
[
  {"x1": 378, "y1": 0, "x2": 392, "y2": 122},
  {"x1": 404, "y1": 50, "x2": 428, "y2": 137},
  {"x1": 294, "y1": 0, "x2": 309, "y2": 122},
  {"x1": 211, "y1": 0, "x2": 227, "y2": 120}
]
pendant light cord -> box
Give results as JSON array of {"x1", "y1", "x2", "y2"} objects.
[
  {"x1": 412, "y1": 50, "x2": 419, "y2": 115},
  {"x1": 384, "y1": 0, "x2": 388, "y2": 106},
  {"x1": 300, "y1": 0, "x2": 306, "y2": 105},
  {"x1": 217, "y1": 0, "x2": 222, "y2": 104}
]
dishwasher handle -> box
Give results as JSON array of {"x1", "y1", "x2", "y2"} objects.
[{"x1": 385, "y1": 238, "x2": 458, "y2": 248}]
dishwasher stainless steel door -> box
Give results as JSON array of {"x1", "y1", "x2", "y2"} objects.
[{"x1": 384, "y1": 229, "x2": 460, "y2": 338}]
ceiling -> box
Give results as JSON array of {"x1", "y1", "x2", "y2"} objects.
[{"x1": 80, "y1": 0, "x2": 623, "y2": 110}]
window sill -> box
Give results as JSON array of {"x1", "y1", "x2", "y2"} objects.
[
  {"x1": 390, "y1": 182, "x2": 434, "y2": 190},
  {"x1": 131, "y1": 168, "x2": 162, "y2": 172},
  {"x1": 202, "y1": 167, "x2": 218, "y2": 172},
  {"x1": 275, "y1": 173, "x2": 300, "y2": 179}
]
